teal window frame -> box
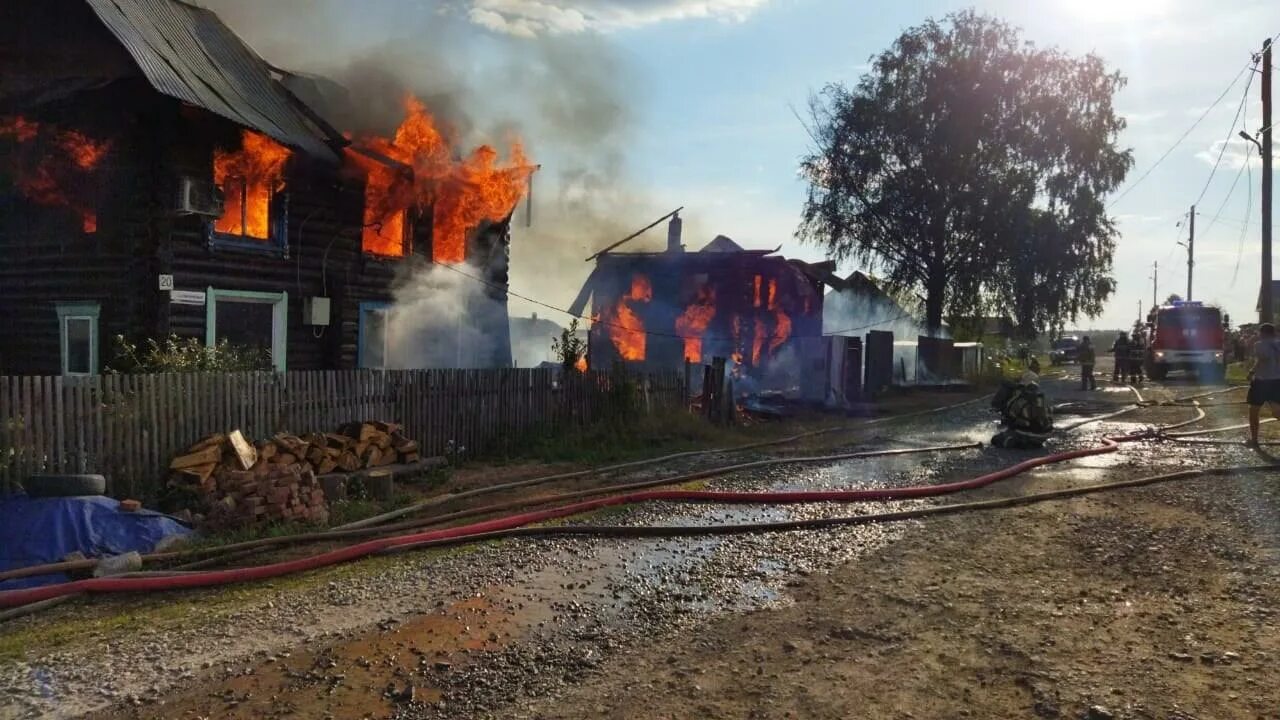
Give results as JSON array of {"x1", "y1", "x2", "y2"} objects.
[
  {"x1": 204, "y1": 288, "x2": 288, "y2": 372},
  {"x1": 357, "y1": 301, "x2": 393, "y2": 369},
  {"x1": 56, "y1": 302, "x2": 100, "y2": 377}
]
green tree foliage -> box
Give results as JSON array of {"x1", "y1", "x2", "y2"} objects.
[
  {"x1": 551, "y1": 318, "x2": 588, "y2": 373},
  {"x1": 798, "y1": 10, "x2": 1132, "y2": 335},
  {"x1": 109, "y1": 334, "x2": 270, "y2": 373}
]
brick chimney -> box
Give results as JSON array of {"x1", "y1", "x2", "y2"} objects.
[{"x1": 667, "y1": 212, "x2": 683, "y2": 253}]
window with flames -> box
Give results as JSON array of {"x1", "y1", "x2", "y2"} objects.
[{"x1": 210, "y1": 130, "x2": 290, "y2": 251}]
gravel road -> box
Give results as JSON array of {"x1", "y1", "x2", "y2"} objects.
[{"x1": 3, "y1": 376, "x2": 1276, "y2": 720}]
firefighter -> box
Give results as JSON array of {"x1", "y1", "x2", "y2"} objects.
[
  {"x1": 990, "y1": 378, "x2": 1054, "y2": 448},
  {"x1": 1128, "y1": 325, "x2": 1146, "y2": 384},
  {"x1": 1079, "y1": 336, "x2": 1097, "y2": 391},
  {"x1": 1111, "y1": 331, "x2": 1130, "y2": 383}
]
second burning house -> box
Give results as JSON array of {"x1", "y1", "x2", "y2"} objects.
[{"x1": 570, "y1": 216, "x2": 841, "y2": 389}]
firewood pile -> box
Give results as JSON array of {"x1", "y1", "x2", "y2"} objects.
[{"x1": 167, "y1": 422, "x2": 422, "y2": 526}]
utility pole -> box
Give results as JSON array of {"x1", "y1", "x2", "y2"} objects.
[
  {"x1": 1187, "y1": 205, "x2": 1195, "y2": 301},
  {"x1": 1151, "y1": 261, "x2": 1158, "y2": 310},
  {"x1": 1262, "y1": 37, "x2": 1274, "y2": 323}
]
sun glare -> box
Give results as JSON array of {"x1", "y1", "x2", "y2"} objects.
[{"x1": 1062, "y1": 0, "x2": 1167, "y2": 22}]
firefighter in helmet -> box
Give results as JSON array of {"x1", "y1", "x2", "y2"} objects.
[
  {"x1": 1111, "y1": 331, "x2": 1130, "y2": 383},
  {"x1": 1128, "y1": 323, "x2": 1146, "y2": 384}
]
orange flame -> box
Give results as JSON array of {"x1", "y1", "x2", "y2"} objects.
[
  {"x1": 574, "y1": 355, "x2": 588, "y2": 373},
  {"x1": 752, "y1": 317, "x2": 767, "y2": 365},
  {"x1": 753, "y1": 275, "x2": 763, "y2": 308},
  {"x1": 675, "y1": 285, "x2": 716, "y2": 363},
  {"x1": 350, "y1": 96, "x2": 534, "y2": 263},
  {"x1": 606, "y1": 274, "x2": 652, "y2": 361},
  {"x1": 770, "y1": 309, "x2": 792, "y2": 354},
  {"x1": 1, "y1": 116, "x2": 109, "y2": 233},
  {"x1": 213, "y1": 130, "x2": 291, "y2": 239}
]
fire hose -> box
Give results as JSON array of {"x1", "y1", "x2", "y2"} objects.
[
  {"x1": 0, "y1": 437, "x2": 1128, "y2": 609},
  {"x1": 0, "y1": 386, "x2": 1262, "y2": 611},
  {"x1": 0, "y1": 443, "x2": 981, "y2": 584}
]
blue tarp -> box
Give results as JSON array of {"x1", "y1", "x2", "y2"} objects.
[{"x1": 0, "y1": 495, "x2": 192, "y2": 591}]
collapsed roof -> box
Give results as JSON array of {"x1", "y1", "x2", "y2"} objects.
[{"x1": 0, "y1": 0, "x2": 345, "y2": 161}]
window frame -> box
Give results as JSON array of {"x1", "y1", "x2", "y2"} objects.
[
  {"x1": 206, "y1": 179, "x2": 290, "y2": 257},
  {"x1": 357, "y1": 301, "x2": 393, "y2": 369},
  {"x1": 56, "y1": 302, "x2": 100, "y2": 377},
  {"x1": 362, "y1": 208, "x2": 413, "y2": 259},
  {"x1": 204, "y1": 288, "x2": 288, "y2": 372}
]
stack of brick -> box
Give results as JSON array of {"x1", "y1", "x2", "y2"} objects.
[{"x1": 205, "y1": 463, "x2": 329, "y2": 527}]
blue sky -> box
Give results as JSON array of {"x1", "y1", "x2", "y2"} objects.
[
  {"x1": 474, "y1": 0, "x2": 1277, "y2": 331},
  {"x1": 216, "y1": 0, "x2": 1278, "y2": 332}
]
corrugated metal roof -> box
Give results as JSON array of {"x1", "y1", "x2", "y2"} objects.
[{"x1": 84, "y1": 0, "x2": 341, "y2": 161}]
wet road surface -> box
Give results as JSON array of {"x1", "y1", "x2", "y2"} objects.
[{"x1": 3, "y1": 375, "x2": 1272, "y2": 719}]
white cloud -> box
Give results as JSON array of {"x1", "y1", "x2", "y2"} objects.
[
  {"x1": 1196, "y1": 137, "x2": 1277, "y2": 170},
  {"x1": 464, "y1": 0, "x2": 770, "y2": 37}
]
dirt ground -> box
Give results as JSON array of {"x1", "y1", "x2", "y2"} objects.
[
  {"x1": 5, "y1": 370, "x2": 1280, "y2": 720},
  {"x1": 526, "y1": 452, "x2": 1280, "y2": 720}
]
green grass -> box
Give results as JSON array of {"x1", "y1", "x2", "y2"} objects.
[{"x1": 1227, "y1": 361, "x2": 1250, "y2": 384}]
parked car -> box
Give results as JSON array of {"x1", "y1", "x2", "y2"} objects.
[{"x1": 1049, "y1": 336, "x2": 1081, "y2": 365}]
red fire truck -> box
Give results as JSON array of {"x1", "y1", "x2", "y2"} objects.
[{"x1": 1144, "y1": 301, "x2": 1229, "y2": 382}]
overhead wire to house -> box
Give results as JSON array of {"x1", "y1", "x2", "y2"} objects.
[
  {"x1": 1231, "y1": 144, "x2": 1255, "y2": 285},
  {"x1": 1201, "y1": 143, "x2": 1252, "y2": 241}
]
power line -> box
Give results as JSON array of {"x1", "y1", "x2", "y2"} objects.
[
  {"x1": 1108, "y1": 58, "x2": 1254, "y2": 209},
  {"x1": 1231, "y1": 144, "x2": 1255, "y2": 285},
  {"x1": 1193, "y1": 59, "x2": 1257, "y2": 207},
  {"x1": 1201, "y1": 144, "x2": 1252, "y2": 240}
]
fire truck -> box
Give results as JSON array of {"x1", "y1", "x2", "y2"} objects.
[{"x1": 1144, "y1": 300, "x2": 1229, "y2": 382}]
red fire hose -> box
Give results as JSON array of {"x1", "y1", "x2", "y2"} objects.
[
  {"x1": 0, "y1": 434, "x2": 1127, "y2": 609},
  {"x1": 4, "y1": 387, "x2": 1232, "y2": 610}
]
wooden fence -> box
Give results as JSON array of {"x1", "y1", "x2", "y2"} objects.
[{"x1": 0, "y1": 368, "x2": 687, "y2": 498}]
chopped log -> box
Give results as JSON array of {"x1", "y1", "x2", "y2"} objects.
[
  {"x1": 363, "y1": 446, "x2": 382, "y2": 468},
  {"x1": 317, "y1": 458, "x2": 339, "y2": 475},
  {"x1": 174, "y1": 462, "x2": 218, "y2": 484},
  {"x1": 365, "y1": 469, "x2": 393, "y2": 500},
  {"x1": 324, "y1": 433, "x2": 351, "y2": 450},
  {"x1": 372, "y1": 448, "x2": 397, "y2": 467},
  {"x1": 306, "y1": 447, "x2": 327, "y2": 466},
  {"x1": 257, "y1": 442, "x2": 278, "y2": 461},
  {"x1": 372, "y1": 431, "x2": 392, "y2": 450},
  {"x1": 392, "y1": 438, "x2": 419, "y2": 454},
  {"x1": 403, "y1": 452, "x2": 421, "y2": 463},
  {"x1": 227, "y1": 430, "x2": 257, "y2": 471},
  {"x1": 358, "y1": 423, "x2": 378, "y2": 443},
  {"x1": 353, "y1": 441, "x2": 370, "y2": 458},
  {"x1": 187, "y1": 434, "x2": 226, "y2": 453},
  {"x1": 170, "y1": 445, "x2": 223, "y2": 470},
  {"x1": 337, "y1": 452, "x2": 361, "y2": 472},
  {"x1": 273, "y1": 452, "x2": 297, "y2": 466},
  {"x1": 372, "y1": 421, "x2": 401, "y2": 435}
]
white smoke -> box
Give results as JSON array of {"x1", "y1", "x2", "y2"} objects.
[
  {"x1": 386, "y1": 262, "x2": 509, "y2": 368},
  {"x1": 822, "y1": 287, "x2": 929, "y2": 342}
]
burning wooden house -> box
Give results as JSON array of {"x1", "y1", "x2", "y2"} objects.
[
  {"x1": 569, "y1": 214, "x2": 842, "y2": 389},
  {"x1": 0, "y1": 0, "x2": 527, "y2": 376}
]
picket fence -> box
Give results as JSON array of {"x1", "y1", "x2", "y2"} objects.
[{"x1": 0, "y1": 368, "x2": 687, "y2": 498}]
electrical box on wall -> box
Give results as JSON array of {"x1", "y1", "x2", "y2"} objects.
[{"x1": 303, "y1": 297, "x2": 330, "y2": 326}]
